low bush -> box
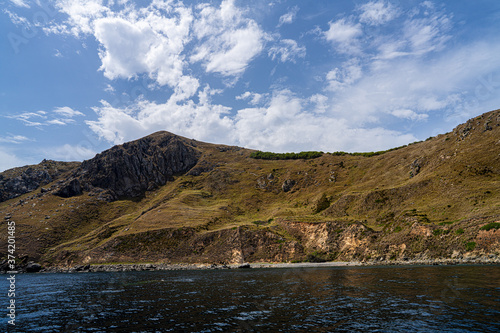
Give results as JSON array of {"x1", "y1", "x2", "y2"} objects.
[
  {"x1": 480, "y1": 222, "x2": 500, "y2": 231},
  {"x1": 250, "y1": 151, "x2": 323, "y2": 160},
  {"x1": 465, "y1": 241, "x2": 476, "y2": 251}
]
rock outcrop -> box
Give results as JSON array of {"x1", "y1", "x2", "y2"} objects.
[
  {"x1": 55, "y1": 132, "x2": 200, "y2": 199},
  {"x1": 0, "y1": 160, "x2": 79, "y2": 202}
]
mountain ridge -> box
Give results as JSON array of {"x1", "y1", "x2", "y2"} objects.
[{"x1": 1, "y1": 109, "x2": 499, "y2": 269}]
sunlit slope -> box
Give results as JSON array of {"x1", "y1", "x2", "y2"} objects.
[{"x1": 1, "y1": 110, "x2": 499, "y2": 266}]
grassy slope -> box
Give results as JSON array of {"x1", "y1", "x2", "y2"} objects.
[{"x1": 1, "y1": 110, "x2": 499, "y2": 265}]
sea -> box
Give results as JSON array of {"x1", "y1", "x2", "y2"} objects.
[{"x1": 1, "y1": 265, "x2": 499, "y2": 332}]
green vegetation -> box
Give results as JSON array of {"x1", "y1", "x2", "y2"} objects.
[
  {"x1": 480, "y1": 222, "x2": 500, "y2": 231},
  {"x1": 250, "y1": 151, "x2": 323, "y2": 160},
  {"x1": 433, "y1": 229, "x2": 443, "y2": 236},
  {"x1": 329, "y1": 145, "x2": 407, "y2": 158},
  {"x1": 465, "y1": 241, "x2": 476, "y2": 251},
  {"x1": 250, "y1": 144, "x2": 411, "y2": 160},
  {"x1": 2, "y1": 109, "x2": 500, "y2": 266},
  {"x1": 315, "y1": 193, "x2": 331, "y2": 213}
]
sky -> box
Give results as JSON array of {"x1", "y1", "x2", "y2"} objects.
[{"x1": 1, "y1": 0, "x2": 500, "y2": 171}]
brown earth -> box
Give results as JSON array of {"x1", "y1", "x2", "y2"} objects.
[{"x1": 1, "y1": 109, "x2": 499, "y2": 269}]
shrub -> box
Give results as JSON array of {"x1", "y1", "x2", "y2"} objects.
[
  {"x1": 455, "y1": 228, "x2": 464, "y2": 235},
  {"x1": 480, "y1": 222, "x2": 500, "y2": 231},
  {"x1": 250, "y1": 151, "x2": 323, "y2": 160},
  {"x1": 433, "y1": 229, "x2": 443, "y2": 236},
  {"x1": 465, "y1": 241, "x2": 476, "y2": 251}
]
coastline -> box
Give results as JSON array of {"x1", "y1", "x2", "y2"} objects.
[{"x1": 12, "y1": 255, "x2": 499, "y2": 274}]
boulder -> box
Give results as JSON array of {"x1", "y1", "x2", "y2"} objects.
[
  {"x1": 25, "y1": 262, "x2": 42, "y2": 273},
  {"x1": 282, "y1": 179, "x2": 296, "y2": 192}
]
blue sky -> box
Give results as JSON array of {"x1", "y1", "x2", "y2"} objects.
[{"x1": 1, "y1": 0, "x2": 500, "y2": 171}]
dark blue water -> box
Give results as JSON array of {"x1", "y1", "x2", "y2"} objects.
[{"x1": 1, "y1": 265, "x2": 499, "y2": 332}]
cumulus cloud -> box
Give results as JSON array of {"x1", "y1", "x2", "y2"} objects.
[
  {"x1": 13, "y1": 0, "x2": 500, "y2": 156},
  {"x1": 93, "y1": 4, "x2": 198, "y2": 99},
  {"x1": 268, "y1": 39, "x2": 306, "y2": 63},
  {"x1": 86, "y1": 88, "x2": 417, "y2": 153},
  {"x1": 53, "y1": 0, "x2": 110, "y2": 36},
  {"x1": 86, "y1": 86, "x2": 233, "y2": 145},
  {"x1": 190, "y1": 0, "x2": 264, "y2": 77},
  {"x1": 49, "y1": 0, "x2": 264, "y2": 96}
]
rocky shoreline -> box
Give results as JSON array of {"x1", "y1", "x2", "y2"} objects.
[{"x1": 2, "y1": 255, "x2": 499, "y2": 274}]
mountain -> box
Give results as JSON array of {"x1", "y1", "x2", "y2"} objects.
[{"x1": 1, "y1": 110, "x2": 499, "y2": 269}]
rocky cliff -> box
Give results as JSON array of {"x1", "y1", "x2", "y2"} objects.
[
  {"x1": 0, "y1": 160, "x2": 79, "y2": 202},
  {"x1": 0, "y1": 110, "x2": 499, "y2": 269},
  {"x1": 55, "y1": 131, "x2": 200, "y2": 200}
]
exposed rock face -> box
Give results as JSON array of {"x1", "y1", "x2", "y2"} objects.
[
  {"x1": 54, "y1": 178, "x2": 82, "y2": 198},
  {"x1": 0, "y1": 160, "x2": 79, "y2": 202},
  {"x1": 282, "y1": 179, "x2": 296, "y2": 192},
  {"x1": 25, "y1": 262, "x2": 42, "y2": 273},
  {"x1": 409, "y1": 158, "x2": 422, "y2": 178},
  {"x1": 56, "y1": 132, "x2": 200, "y2": 199},
  {"x1": 0, "y1": 168, "x2": 50, "y2": 202}
]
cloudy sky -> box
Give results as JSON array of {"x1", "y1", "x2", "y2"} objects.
[{"x1": 1, "y1": 0, "x2": 500, "y2": 171}]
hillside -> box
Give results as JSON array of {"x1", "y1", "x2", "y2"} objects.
[{"x1": 1, "y1": 110, "x2": 499, "y2": 269}]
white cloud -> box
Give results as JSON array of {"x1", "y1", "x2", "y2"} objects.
[
  {"x1": 309, "y1": 94, "x2": 328, "y2": 114},
  {"x1": 0, "y1": 147, "x2": 28, "y2": 172},
  {"x1": 9, "y1": 0, "x2": 30, "y2": 8},
  {"x1": 278, "y1": 6, "x2": 298, "y2": 27},
  {"x1": 86, "y1": 88, "x2": 417, "y2": 153},
  {"x1": 327, "y1": 40, "x2": 500, "y2": 125},
  {"x1": 391, "y1": 109, "x2": 428, "y2": 121},
  {"x1": 0, "y1": 135, "x2": 30, "y2": 144},
  {"x1": 86, "y1": 86, "x2": 233, "y2": 145},
  {"x1": 233, "y1": 90, "x2": 415, "y2": 152},
  {"x1": 4, "y1": 9, "x2": 31, "y2": 27},
  {"x1": 236, "y1": 91, "x2": 267, "y2": 105},
  {"x1": 104, "y1": 84, "x2": 115, "y2": 92},
  {"x1": 93, "y1": 9, "x2": 198, "y2": 100},
  {"x1": 373, "y1": 4, "x2": 452, "y2": 60},
  {"x1": 7, "y1": 111, "x2": 47, "y2": 126},
  {"x1": 9, "y1": 107, "x2": 84, "y2": 127},
  {"x1": 47, "y1": 144, "x2": 97, "y2": 161},
  {"x1": 324, "y1": 18, "x2": 362, "y2": 54},
  {"x1": 190, "y1": 0, "x2": 265, "y2": 77},
  {"x1": 326, "y1": 59, "x2": 363, "y2": 92},
  {"x1": 53, "y1": 106, "x2": 84, "y2": 117},
  {"x1": 53, "y1": 0, "x2": 110, "y2": 36},
  {"x1": 50, "y1": 1, "x2": 198, "y2": 98},
  {"x1": 403, "y1": 9, "x2": 452, "y2": 55},
  {"x1": 268, "y1": 39, "x2": 306, "y2": 63},
  {"x1": 47, "y1": 119, "x2": 70, "y2": 125},
  {"x1": 359, "y1": 1, "x2": 398, "y2": 26}
]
